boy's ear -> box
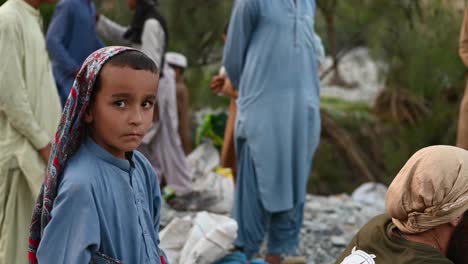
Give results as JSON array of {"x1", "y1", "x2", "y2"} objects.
[{"x1": 84, "y1": 106, "x2": 93, "y2": 124}]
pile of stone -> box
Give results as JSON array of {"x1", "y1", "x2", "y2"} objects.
[
  {"x1": 320, "y1": 47, "x2": 387, "y2": 105},
  {"x1": 160, "y1": 183, "x2": 387, "y2": 264}
]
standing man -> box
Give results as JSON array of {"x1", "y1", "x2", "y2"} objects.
[
  {"x1": 46, "y1": 0, "x2": 104, "y2": 106},
  {"x1": 0, "y1": 0, "x2": 61, "y2": 263},
  {"x1": 166, "y1": 51, "x2": 194, "y2": 154},
  {"x1": 458, "y1": 7, "x2": 468, "y2": 150},
  {"x1": 223, "y1": 0, "x2": 322, "y2": 263},
  {"x1": 336, "y1": 146, "x2": 468, "y2": 264}
]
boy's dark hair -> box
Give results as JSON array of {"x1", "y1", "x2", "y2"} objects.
[
  {"x1": 447, "y1": 210, "x2": 468, "y2": 264},
  {"x1": 92, "y1": 50, "x2": 159, "y2": 101}
]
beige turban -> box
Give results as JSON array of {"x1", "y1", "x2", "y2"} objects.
[{"x1": 386, "y1": 145, "x2": 468, "y2": 234}]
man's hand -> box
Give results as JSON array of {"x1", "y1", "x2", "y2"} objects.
[
  {"x1": 39, "y1": 143, "x2": 52, "y2": 165},
  {"x1": 210, "y1": 75, "x2": 225, "y2": 94},
  {"x1": 220, "y1": 78, "x2": 238, "y2": 98}
]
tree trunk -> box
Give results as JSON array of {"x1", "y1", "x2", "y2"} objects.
[{"x1": 321, "y1": 111, "x2": 378, "y2": 182}]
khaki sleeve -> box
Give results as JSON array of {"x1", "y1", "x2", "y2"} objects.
[
  {"x1": 0, "y1": 16, "x2": 50, "y2": 150},
  {"x1": 459, "y1": 9, "x2": 468, "y2": 67}
]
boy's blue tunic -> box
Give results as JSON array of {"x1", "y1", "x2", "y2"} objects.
[
  {"x1": 46, "y1": 0, "x2": 104, "y2": 105},
  {"x1": 223, "y1": 0, "x2": 321, "y2": 213},
  {"x1": 37, "y1": 138, "x2": 166, "y2": 264}
]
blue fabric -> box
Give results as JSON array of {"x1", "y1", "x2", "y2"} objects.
[
  {"x1": 214, "y1": 251, "x2": 267, "y2": 264},
  {"x1": 223, "y1": 0, "x2": 321, "y2": 212},
  {"x1": 36, "y1": 138, "x2": 166, "y2": 264},
  {"x1": 46, "y1": 0, "x2": 104, "y2": 106},
  {"x1": 233, "y1": 139, "x2": 304, "y2": 257}
]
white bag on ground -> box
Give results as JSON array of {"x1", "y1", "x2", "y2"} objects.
[
  {"x1": 179, "y1": 212, "x2": 238, "y2": 264},
  {"x1": 192, "y1": 172, "x2": 234, "y2": 214},
  {"x1": 187, "y1": 142, "x2": 220, "y2": 181},
  {"x1": 159, "y1": 216, "x2": 193, "y2": 264}
]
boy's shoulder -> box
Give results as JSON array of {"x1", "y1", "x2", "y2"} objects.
[
  {"x1": 132, "y1": 150, "x2": 159, "y2": 181},
  {"x1": 60, "y1": 146, "x2": 100, "y2": 186},
  {"x1": 132, "y1": 150, "x2": 149, "y2": 164},
  {"x1": 132, "y1": 150, "x2": 154, "y2": 172}
]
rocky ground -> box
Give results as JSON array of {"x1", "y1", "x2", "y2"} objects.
[{"x1": 160, "y1": 183, "x2": 387, "y2": 264}]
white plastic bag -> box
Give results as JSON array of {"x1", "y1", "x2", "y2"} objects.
[
  {"x1": 179, "y1": 212, "x2": 238, "y2": 264},
  {"x1": 159, "y1": 216, "x2": 193, "y2": 264},
  {"x1": 187, "y1": 143, "x2": 220, "y2": 181},
  {"x1": 193, "y1": 172, "x2": 234, "y2": 214}
]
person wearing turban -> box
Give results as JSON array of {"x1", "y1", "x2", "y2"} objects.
[{"x1": 336, "y1": 145, "x2": 468, "y2": 264}]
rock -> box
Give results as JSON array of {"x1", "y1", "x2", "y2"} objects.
[
  {"x1": 159, "y1": 183, "x2": 386, "y2": 264},
  {"x1": 331, "y1": 236, "x2": 348, "y2": 247},
  {"x1": 320, "y1": 47, "x2": 387, "y2": 105}
]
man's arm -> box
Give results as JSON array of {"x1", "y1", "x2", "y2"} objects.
[
  {"x1": 0, "y1": 16, "x2": 50, "y2": 151},
  {"x1": 312, "y1": 31, "x2": 326, "y2": 67},
  {"x1": 96, "y1": 15, "x2": 131, "y2": 45},
  {"x1": 460, "y1": 9, "x2": 468, "y2": 67},
  {"x1": 223, "y1": 0, "x2": 259, "y2": 89},
  {"x1": 221, "y1": 78, "x2": 238, "y2": 99},
  {"x1": 46, "y1": 1, "x2": 80, "y2": 75}
]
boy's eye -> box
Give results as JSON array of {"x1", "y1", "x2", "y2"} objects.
[
  {"x1": 142, "y1": 100, "x2": 155, "y2": 109},
  {"x1": 113, "y1": 100, "x2": 127, "y2": 108}
]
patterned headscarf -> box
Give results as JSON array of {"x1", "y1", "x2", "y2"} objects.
[
  {"x1": 28, "y1": 46, "x2": 137, "y2": 264},
  {"x1": 386, "y1": 145, "x2": 468, "y2": 234}
]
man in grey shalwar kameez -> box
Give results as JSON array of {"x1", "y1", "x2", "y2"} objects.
[
  {"x1": 140, "y1": 65, "x2": 193, "y2": 197},
  {"x1": 223, "y1": 0, "x2": 322, "y2": 261}
]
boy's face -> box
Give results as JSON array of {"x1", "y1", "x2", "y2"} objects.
[{"x1": 85, "y1": 65, "x2": 158, "y2": 159}]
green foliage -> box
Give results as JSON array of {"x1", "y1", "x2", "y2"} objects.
[
  {"x1": 195, "y1": 112, "x2": 227, "y2": 150},
  {"x1": 163, "y1": 0, "x2": 233, "y2": 110},
  {"x1": 312, "y1": 1, "x2": 466, "y2": 194},
  {"x1": 380, "y1": 100, "x2": 459, "y2": 181},
  {"x1": 320, "y1": 97, "x2": 372, "y2": 118},
  {"x1": 365, "y1": 1, "x2": 463, "y2": 98}
]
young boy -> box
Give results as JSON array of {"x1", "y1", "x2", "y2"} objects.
[
  {"x1": 28, "y1": 46, "x2": 167, "y2": 264},
  {"x1": 96, "y1": 1, "x2": 215, "y2": 210}
]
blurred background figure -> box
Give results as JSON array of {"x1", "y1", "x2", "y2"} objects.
[
  {"x1": 166, "y1": 51, "x2": 194, "y2": 155},
  {"x1": 0, "y1": 0, "x2": 61, "y2": 263},
  {"x1": 223, "y1": 0, "x2": 322, "y2": 263},
  {"x1": 46, "y1": 0, "x2": 104, "y2": 106}
]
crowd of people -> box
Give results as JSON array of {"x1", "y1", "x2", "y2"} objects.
[{"x1": 0, "y1": 0, "x2": 467, "y2": 263}]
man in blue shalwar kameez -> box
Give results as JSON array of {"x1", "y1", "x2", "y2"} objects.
[
  {"x1": 223, "y1": 0, "x2": 322, "y2": 262},
  {"x1": 46, "y1": 0, "x2": 104, "y2": 106}
]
